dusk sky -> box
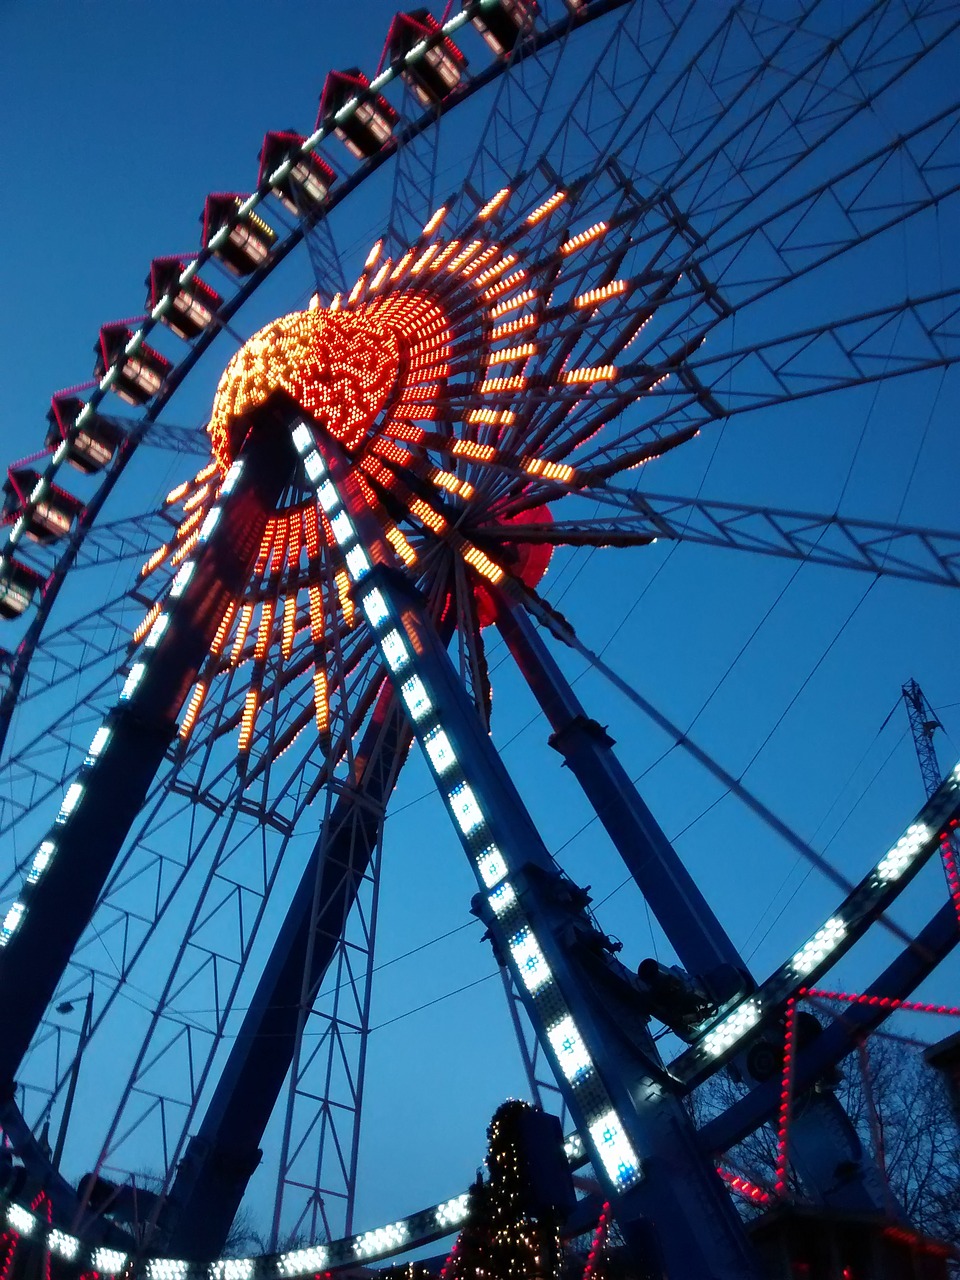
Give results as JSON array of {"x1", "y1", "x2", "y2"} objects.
[{"x1": 1, "y1": 0, "x2": 959, "y2": 1255}]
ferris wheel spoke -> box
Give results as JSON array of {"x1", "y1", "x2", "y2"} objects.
[
  {"x1": 683, "y1": 292, "x2": 959, "y2": 414},
  {"x1": 511, "y1": 496, "x2": 960, "y2": 589},
  {"x1": 5, "y1": 594, "x2": 141, "y2": 716},
  {"x1": 383, "y1": 84, "x2": 445, "y2": 256},
  {"x1": 254, "y1": 643, "x2": 384, "y2": 810},
  {"x1": 492, "y1": 521, "x2": 658, "y2": 549},
  {"x1": 95, "y1": 411, "x2": 210, "y2": 459},
  {"x1": 72, "y1": 510, "x2": 181, "y2": 571},
  {"x1": 459, "y1": 40, "x2": 567, "y2": 199},
  {"x1": 77, "y1": 681, "x2": 383, "y2": 1059},
  {"x1": 17, "y1": 781, "x2": 247, "y2": 1152},
  {"x1": 167, "y1": 564, "x2": 448, "y2": 1250},
  {"x1": 452, "y1": 554, "x2": 492, "y2": 728},
  {"x1": 265, "y1": 692, "x2": 412, "y2": 1253},
  {"x1": 550, "y1": 1, "x2": 814, "y2": 209},
  {"x1": 302, "y1": 216, "x2": 349, "y2": 305},
  {"x1": 525, "y1": 0, "x2": 700, "y2": 196},
  {"x1": 557, "y1": 290, "x2": 960, "y2": 471},
  {"x1": 0, "y1": 417, "x2": 295, "y2": 1096},
  {"x1": 83, "y1": 710, "x2": 389, "y2": 1193}
]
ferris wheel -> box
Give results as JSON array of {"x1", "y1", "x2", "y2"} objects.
[{"x1": 1, "y1": 3, "x2": 959, "y2": 1279}]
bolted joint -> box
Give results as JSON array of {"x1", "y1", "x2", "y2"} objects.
[{"x1": 547, "y1": 714, "x2": 615, "y2": 756}]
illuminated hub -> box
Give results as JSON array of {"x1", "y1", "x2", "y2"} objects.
[
  {"x1": 208, "y1": 298, "x2": 441, "y2": 465},
  {"x1": 133, "y1": 176, "x2": 707, "y2": 764}
]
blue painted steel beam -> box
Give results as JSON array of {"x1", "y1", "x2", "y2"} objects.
[
  {"x1": 0, "y1": 405, "x2": 295, "y2": 1091},
  {"x1": 493, "y1": 597, "x2": 750, "y2": 989}
]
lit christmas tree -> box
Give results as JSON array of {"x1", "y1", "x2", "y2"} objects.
[{"x1": 443, "y1": 1101, "x2": 572, "y2": 1280}]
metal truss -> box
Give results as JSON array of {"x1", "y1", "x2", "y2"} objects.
[
  {"x1": 384, "y1": 81, "x2": 444, "y2": 256},
  {"x1": 507, "y1": 490, "x2": 960, "y2": 588},
  {"x1": 269, "y1": 699, "x2": 407, "y2": 1249}
]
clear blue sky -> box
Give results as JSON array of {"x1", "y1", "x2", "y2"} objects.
[{"x1": 1, "y1": 0, "x2": 959, "y2": 1252}]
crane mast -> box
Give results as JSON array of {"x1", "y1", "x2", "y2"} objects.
[{"x1": 902, "y1": 678, "x2": 948, "y2": 798}]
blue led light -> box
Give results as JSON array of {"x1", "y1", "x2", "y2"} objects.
[
  {"x1": 449, "y1": 782, "x2": 485, "y2": 835},
  {"x1": 399, "y1": 675, "x2": 432, "y2": 721},
  {"x1": 330, "y1": 511, "x2": 354, "y2": 546},
  {"x1": 361, "y1": 588, "x2": 389, "y2": 628}
]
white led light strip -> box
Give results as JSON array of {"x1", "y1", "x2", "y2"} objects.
[
  {"x1": 675, "y1": 764, "x2": 960, "y2": 1078},
  {"x1": 291, "y1": 424, "x2": 642, "y2": 1192},
  {"x1": 0, "y1": 1115, "x2": 602, "y2": 1280},
  {"x1": 0, "y1": 1122, "x2": 593, "y2": 1280}
]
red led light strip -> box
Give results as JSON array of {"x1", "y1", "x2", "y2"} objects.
[
  {"x1": 801, "y1": 988, "x2": 960, "y2": 1016},
  {"x1": 31, "y1": 1192, "x2": 51, "y2": 1280},
  {"x1": 716, "y1": 1168, "x2": 771, "y2": 1205},
  {"x1": 774, "y1": 996, "x2": 797, "y2": 1198},
  {"x1": 0, "y1": 1232, "x2": 18, "y2": 1280},
  {"x1": 938, "y1": 820, "x2": 960, "y2": 924},
  {"x1": 582, "y1": 1200, "x2": 611, "y2": 1280}
]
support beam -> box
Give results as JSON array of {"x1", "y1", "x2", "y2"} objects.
[
  {"x1": 0, "y1": 405, "x2": 295, "y2": 1091},
  {"x1": 493, "y1": 596, "x2": 749, "y2": 991}
]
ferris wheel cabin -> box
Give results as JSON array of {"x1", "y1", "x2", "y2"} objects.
[
  {"x1": 147, "y1": 258, "x2": 223, "y2": 342},
  {"x1": 2, "y1": 470, "x2": 83, "y2": 546},
  {"x1": 202, "y1": 194, "x2": 278, "y2": 276},
  {"x1": 317, "y1": 69, "x2": 399, "y2": 160},
  {"x1": 466, "y1": 0, "x2": 539, "y2": 57},
  {"x1": 258, "y1": 131, "x2": 336, "y2": 215},
  {"x1": 45, "y1": 395, "x2": 122, "y2": 475},
  {"x1": 386, "y1": 10, "x2": 467, "y2": 106},
  {"x1": 94, "y1": 325, "x2": 171, "y2": 407},
  {"x1": 0, "y1": 559, "x2": 44, "y2": 620}
]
